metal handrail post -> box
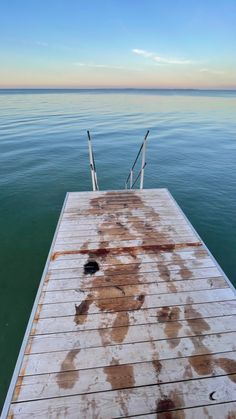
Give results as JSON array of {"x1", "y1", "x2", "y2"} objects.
[
  {"x1": 130, "y1": 170, "x2": 133, "y2": 189},
  {"x1": 87, "y1": 130, "x2": 96, "y2": 191},
  {"x1": 94, "y1": 170, "x2": 99, "y2": 191},
  {"x1": 140, "y1": 130, "x2": 149, "y2": 189}
]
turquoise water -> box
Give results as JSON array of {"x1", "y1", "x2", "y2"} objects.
[{"x1": 0, "y1": 89, "x2": 236, "y2": 409}]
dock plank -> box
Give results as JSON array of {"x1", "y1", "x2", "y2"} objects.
[
  {"x1": 38, "y1": 288, "x2": 235, "y2": 318},
  {"x1": 48, "y1": 254, "x2": 214, "y2": 270},
  {"x1": 47, "y1": 265, "x2": 221, "y2": 281},
  {"x1": 32, "y1": 300, "x2": 236, "y2": 335},
  {"x1": 39, "y1": 278, "x2": 227, "y2": 305},
  {"x1": 26, "y1": 314, "x2": 236, "y2": 354},
  {"x1": 20, "y1": 331, "x2": 236, "y2": 376},
  {"x1": 13, "y1": 352, "x2": 236, "y2": 402},
  {"x1": 42, "y1": 276, "x2": 226, "y2": 294},
  {"x1": 9, "y1": 375, "x2": 236, "y2": 417}
]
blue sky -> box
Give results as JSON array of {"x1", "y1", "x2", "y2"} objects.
[{"x1": 0, "y1": 0, "x2": 236, "y2": 88}]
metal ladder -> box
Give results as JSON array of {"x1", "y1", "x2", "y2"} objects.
[
  {"x1": 125, "y1": 130, "x2": 149, "y2": 189},
  {"x1": 87, "y1": 130, "x2": 149, "y2": 191}
]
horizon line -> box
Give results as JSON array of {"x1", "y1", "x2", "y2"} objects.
[{"x1": 0, "y1": 87, "x2": 236, "y2": 91}]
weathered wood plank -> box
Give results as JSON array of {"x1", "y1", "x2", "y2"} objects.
[
  {"x1": 48, "y1": 255, "x2": 215, "y2": 272},
  {"x1": 59, "y1": 216, "x2": 188, "y2": 228},
  {"x1": 27, "y1": 315, "x2": 236, "y2": 354},
  {"x1": 59, "y1": 221, "x2": 190, "y2": 231},
  {"x1": 66, "y1": 188, "x2": 168, "y2": 199},
  {"x1": 55, "y1": 234, "x2": 197, "y2": 246},
  {"x1": 49, "y1": 247, "x2": 207, "y2": 262},
  {"x1": 61, "y1": 211, "x2": 188, "y2": 220},
  {"x1": 40, "y1": 278, "x2": 227, "y2": 305},
  {"x1": 53, "y1": 239, "x2": 202, "y2": 254},
  {"x1": 61, "y1": 204, "x2": 189, "y2": 214},
  {"x1": 60, "y1": 209, "x2": 188, "y2": 219},
  {"x1": 65, "y1": 189, "x2": 169, "y2": 203},
  {"x1": 38, "y1": 288, "x2": 234, "y2": 318},
  {"x1": 57, "y1": 229, "x2": 195, "y2": 241},
  {"x1": 65, "y1": 195, "x2": 176, "y2": 203},
  {"x1": 9, "y1": 375, "x2": 236, "y2": 417},
  {"x1": 32, "y1": 300, "x2": 236, "y2": 335},
  {"x1": 14, "y1": 351, "x2": 236, "y2": 402},
  {"x1": 43, "y1": 276, "x2": 225, "y2": 294},
  {"x1": 20, "y1": 331, "x2": 236, "y2": 376},
  {"x1": 58, "y1": 219, "x2": 195, "y2": 231},
  {"x1": 47, "y1": 266, "x2": 221, "y2": 282}
]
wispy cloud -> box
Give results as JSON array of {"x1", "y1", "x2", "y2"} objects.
[
  {"x1": 200, "y1": 68, "x2": 224, "y2": 75},
  {"x1": 132, "y1": 49, "x2": 154, "y2": 58},
  {"x1": 153, "y1": 56, "x2": 192, "y2": 65},
  {"x1": 132, "y1": 48, "x2": 193, "y2": 65}
]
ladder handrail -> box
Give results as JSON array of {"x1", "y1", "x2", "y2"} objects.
[
  {"x1": 125, "y1": 130, "x2": 149, "y2": 189},
  {"x1": 87, "y1": 130, "x2": 99, "y2": 191},
  {"x1": 131, "y1": 162, "x2": 147, "y2": 189}
]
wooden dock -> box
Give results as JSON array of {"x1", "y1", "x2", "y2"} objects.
[{"x1": 3, "y1": 189, "x2": 236, "y2": 418}]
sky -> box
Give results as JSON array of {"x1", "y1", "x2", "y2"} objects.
[{"x1": 0, "y1": 0, "x2": 236, "y2": 89}]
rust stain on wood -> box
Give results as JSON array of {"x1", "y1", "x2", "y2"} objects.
[
  {"x1": 164, "y1": 307, "x2": 182, "y2": 348},
  {"x1": 104, "y1": 363, "x2": 135, "y2": 390},
  {"x1": 215, "y1": 358, "x2": 236, "y2": 383},
  {"x1": 96, "y1": 294, "x2": 145, "y2": 312},
  {"x1": 158, "y1": 264, "x2": 171, "y2": 281},
  {"x1": 184, "y1": 297, "x2": 213, "y2": 374},
  {"x1": 51, "y1": 242, "x2": 202, "y2": 260},
  {"x1": 12, "y1": 376, "x2": 24, "y2": 402},
  {"x1": 157, "y1": 306, "x2": 181, "y2": 322},
  {"x1": 74, "y1": 300, "x2": 92, "y2": 325},
  {"x1": 70, "y1": 192, "x2": 159, "y2": 344},
  {"x1": 184, "y1": 298, "x2": 211, "y2": 334},
  {"x1": 189, "y1": 354, "x2": 236, "y2": 381},
  {"x1": 56, "y1": 349, "x2": 80, "y2": 389},
  {"x1": 152, "y1": 359, "x2": 163, "y2": 378},
  {"x1": 188, "y1": 353, "x2": 213, "y2": 376},
  {"x1": 111, "y1": 312, "x2": 130, "y2": 343},
  {"x1": 187, "y1": 317, "x2": 211, "y2": 336},
  {"x1": 156, "y1": 390, "x2": 185, "y2": 418},
  {"x1": 51, "y1": 242, "x2": 201, "y2": 261}
]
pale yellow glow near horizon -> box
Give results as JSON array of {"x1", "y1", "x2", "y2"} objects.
[{"x1": 0, "y1": 66, "x2": 235, "y2": 89}]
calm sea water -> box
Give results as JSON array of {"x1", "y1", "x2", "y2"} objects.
[{"x1": 0, "y1": 88, "x2": 236, "y2": 408}]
